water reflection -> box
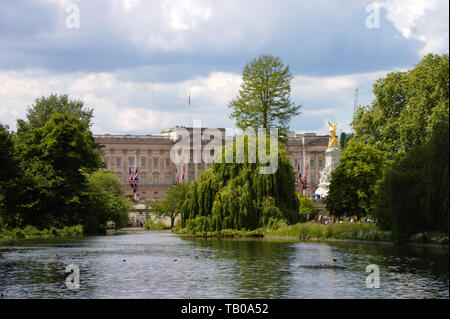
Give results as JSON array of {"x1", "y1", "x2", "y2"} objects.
[{"x1": 0, "y1": 232, "x2": 448, "y2": 299}]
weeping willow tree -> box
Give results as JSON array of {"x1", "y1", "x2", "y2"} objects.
[{"x1": 180, "y1": 136, "x2": 299, "y2": 232}]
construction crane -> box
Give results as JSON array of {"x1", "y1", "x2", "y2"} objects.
[{"x1": 353, "y1": 88, "x2": 359, "y2": 117}]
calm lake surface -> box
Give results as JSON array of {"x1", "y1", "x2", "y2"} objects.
[{"x1": 0, "y1": 231, "x2": 448, "y2": 299}]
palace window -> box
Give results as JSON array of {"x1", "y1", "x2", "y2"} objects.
[
  {"x1": 319, "y1": 160, "x2": 323, "y2": 168},
  {"x1": 166, "y1": 176, "x2": 171, "y2": 185},
  {"x1": 153, "y1": 176, "x2": 159, "y2": 185},
  {"x1": 153, "y1": 158, "x2": 158, "y2": 167},
  {"x1": 310, "y1": 160, "x2": 315, "y2": 168},
  {"x1": 141, "y1": 158, "x2": 146, "y2": 167},
  {"x1": 116, "y1": 158, "x2": 121, "y2": 167},
  {"x1": 166, "y1": 158, "x2": 171, "y2": 168},
  {"x1": 129, "y1": 158, "x2": 134, "y2": 167}
]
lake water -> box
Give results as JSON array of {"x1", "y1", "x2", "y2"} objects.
[{"x1": 0, "y1": 231, "x2": 448, "y2": 299}]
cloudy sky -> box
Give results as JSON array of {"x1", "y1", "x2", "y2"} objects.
[{"x1": 0, "y1": 0, "x2": 448, "y2": 135}]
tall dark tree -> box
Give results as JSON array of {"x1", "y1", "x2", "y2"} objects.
[
  {"x1": 228, "y1": 55, "x2": 301, "y2": 138},
  {"x1": 374, "y1": 118, "x2": 449, "y2": 243},
  {"x1": 0, "y1": 124, "x2": 20, "y2": 225},
  {"x1": 8, "y1": 114, "x2": 102, "y2": 228}
]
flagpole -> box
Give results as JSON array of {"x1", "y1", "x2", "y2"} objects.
[
  {"x1": 134, "y1": 151, "x2": 137, "y2": 201},
  {"x1": 302, "y1": 136, "x2": 306, "y2": 197},
  {"x1": 188, "y1": 91, "x2": 192, "y2": 127}
]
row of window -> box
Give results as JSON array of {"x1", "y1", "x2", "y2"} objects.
[
  {"x1": 106, "y1": 158, "x2": 211, "y2": 170},
  {"x1": 106, "y1": 158, "x2": 172, "y2": 168},
  {"x1": 117, "y1": 175, "x2": 194, "y2": 185},
  {"x1": 294, "y1": 159, "x2": 324, "y2": 169}
]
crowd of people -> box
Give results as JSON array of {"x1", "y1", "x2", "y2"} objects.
[{"x1": 306, "y1": 214, "x2": 373, "y2": 224}]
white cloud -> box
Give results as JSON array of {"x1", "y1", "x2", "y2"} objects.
[
  {"x1": 0, "y1": 68, "x2": 399, "y2": 136},
  {"x1": 0, "y1": 69, "x2": 241, "y2": 134},
  {"x1": 123, "y1": 0, "x2": 139, "y2": 13},
  {"x1": 161, "y1": 0, "x2": 212, "y2": 31},
  {"x1": 376, "y1": 0, "x2": 449, "y2": 55}
]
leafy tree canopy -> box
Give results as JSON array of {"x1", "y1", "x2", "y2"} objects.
[
  {"x1": 228, "y1": 55, "x2": 301, "y2": 138},
  {"x1": 352, "y1": 54, "x2": 449, "y2": 156},
  {"x1": 83, "y1": 170, "x2": 132, "y2": 233},
  {"x1": 180, "y1": 136, "x2": 300, "y2": 232},
  {"x1": 4, "y1": 114, "x2": 102, "y2": 228},
  {"x1": 17, "y1": 93, "x2": 94, "y2": 136},
  {"x1": 151, "y1": 182, "x2": 189, "y2": 228},
  {"x1": 325, "y1": 140, "x2": 385, "y2": 218}
]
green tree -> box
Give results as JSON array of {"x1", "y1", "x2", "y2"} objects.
[
  {"x1": 339, "y1": 132, "x2": 354, "y2": 149},
  {"x1": 349, "y1": 53, "x2": 449, "y2": 240},
  {"x1": 7, "y1": 114, "x2": 102, "y2": 228},
  {"x1": 151, "y1": 183, "x2": 189, "y2": 228},
  {"x1": 374, "y1": 118, "x2": 449, "y2": 243},
  {"x1": 228, "y1": 55, "x2": 301, "y2": 137},
  {"x1": 181, "y1": 136, "x2": 299, "y2": 232},
  {"x1": 352, "y1": 54, "x2": 449, "y2": 156},
  {"x1": 325, "y1": 141, "x2": 385, "y2": 218},
  {"x1": 83, "y1": 171, "x2": 132, "y2": 233},
  {"x1": 17, "y1": 94, "x2": 94, "y2": 136},
  {"x1": 0, "y1": 124, "x2": 20, "y2": 226},
  {"x1": 0, "y1": 124, "x2": 17, "y2": 187},
  {"x1": 297, "y1": 193, "x2": 317, "y2": 222}
]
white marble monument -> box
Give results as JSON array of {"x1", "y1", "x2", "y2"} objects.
[{"x1": 314, "y1": 122, "x2": 342, "y2": 198}]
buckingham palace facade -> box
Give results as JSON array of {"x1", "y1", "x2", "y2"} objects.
[{"x1": 94, "y1": 127, "x2": 329, "y2": 201}]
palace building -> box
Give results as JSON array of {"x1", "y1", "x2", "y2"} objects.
[{"x1": 94, "y1": 127, "x2": 329, "y2": 201}]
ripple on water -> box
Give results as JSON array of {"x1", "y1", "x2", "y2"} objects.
[{"x1": 0, "y1": 232, "x2": 448, "y2": 299}]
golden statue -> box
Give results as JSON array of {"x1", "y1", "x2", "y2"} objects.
[{"x1": 327, "y1": 121, "x2": 340, "y2": 149}]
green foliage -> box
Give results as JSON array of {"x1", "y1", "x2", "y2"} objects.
[
  {"x1": 297, "y1": 193, "x2": 317, "y2": 222},
  {"x1": 145, "y1": 219, "x2": 169, "y2": 229},
  {"x1": 347, "y1": 54, "x2": 449, "y2": 242},
  {"x1": 325, "y1": 141, "x2": 385, "y2": 218},
  {"x1": 17, "y1": 93, "x2": 93, "y2": 136},
  {"x1": 0, "y1": 124, "x2": 18, "y2": 184},
  {"x1": 180, "y1": 137, "x2": 299, "y2": 233},
  {"x1": 352, "y1": 54, "x2": 449, "y2": 157},
  {"x1": 0, "y1": 124, "x2": 20, "y2": 220},
  {"x1": 228, "y1": 55, "x2": 301, "y2": 138},
  {"x1": 0, "y1": 95, "x2": 128, "y2": 235},
  {"x1": 151, "y1": 183, "x2": 189, "y2": 228},
  {"x1": 0, "y1": 225, "x2": 83, "y2": 240},
  {"x1": 339, "y1": 132, "x2": 354, "y2": 149},
  {"x1": 83, "y1": 170, "x2": 132, "y2": 233},
  {"x1": 266, "y1": 222, "x2": 392, "y2": 242},
  {"x1": 373, "y1": 118, "x2": 449, "y2": 243},
  {"x1": 2, "y1": 113, "x2": 103, "y2": 229}
]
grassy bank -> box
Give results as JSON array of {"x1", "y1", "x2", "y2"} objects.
[
  {"x1": 173, "y1": 222, "x2": 449, "y2": 245},
  {"x1": 144, "y1": 219, "x2": 171, "y2": 230},
  {"x1": 174, "y1": 227, "x2": 264, "y2": 238},
  {"x1": 265, "y1": 222, "x2": 448, "y2": 245},
  {"x1": 0, "y1": 225, "x2": 83, "y2": 240},
  {"x1": 266, "y1": 222, "x2": 389, "y2": 241}
]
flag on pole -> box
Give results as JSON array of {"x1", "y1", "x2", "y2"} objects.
[
  {"x1": 302, "y1": 158, "x2": 310, "y2": 189},
  {"x1": 182, "y1": 163, "x2": 186, "y2": 182},
  {"x1": 128, "y1": 166, "x2": 139, "y2": 193},
  {"x1": 174, "y1": 163, "x2": 179, "y2": 183},
  {"x1": 297, "y1": 160, "x2": 302, "y2": 183}
]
